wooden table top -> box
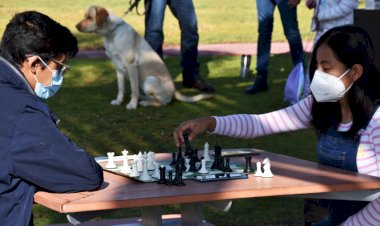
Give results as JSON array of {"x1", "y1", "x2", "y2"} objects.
[{"x1": 34, "y1": 149, "x2": 380, "y2": 213}]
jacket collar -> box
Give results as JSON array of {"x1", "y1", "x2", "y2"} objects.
[{"x1": 0, "y1": 57, "x2": 35, "y2": 95}]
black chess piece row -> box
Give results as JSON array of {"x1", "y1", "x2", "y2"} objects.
[{"x1": 157, "y1": 164, "x2": 186, "y2": 186}]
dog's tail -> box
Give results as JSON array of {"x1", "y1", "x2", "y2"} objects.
[{"x1": 174, "y1": 91, "x2": 213, "y2": 103}]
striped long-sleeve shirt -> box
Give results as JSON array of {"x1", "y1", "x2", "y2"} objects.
[{"x1": 212, "y1": 95, "x2": 380, "y2": 226}]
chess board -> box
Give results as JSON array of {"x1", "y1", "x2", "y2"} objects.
[{"x1": 97, "y1": 158, "x2": 246, "y2": 183}]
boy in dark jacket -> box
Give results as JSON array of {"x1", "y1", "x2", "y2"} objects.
[{"x1": 0, "y1": 11, "x2": 103, "y2": 226}]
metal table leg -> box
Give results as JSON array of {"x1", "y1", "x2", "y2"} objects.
[
  {"x1": 181, "y1": 202, "x2": 203, "y2": 226},
  {"x1": 141, "y1": 205, "x2": 162, "y2": 226}
]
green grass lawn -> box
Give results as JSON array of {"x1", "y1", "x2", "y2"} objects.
[{"x1": 0, "y1": 0, "x2": 315, "y2": 49}]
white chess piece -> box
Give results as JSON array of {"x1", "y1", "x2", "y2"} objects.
[
  {"x1": 121, "y1": 149, "x2": 131, "y2": 174},
  {"x1": 129, "y1": 161, "x2": 140, "y2": 177},
  {"x1": 262, "y1": 158, "x2": 273, "y2": 178},
  {"x1": 147, "y1": 151, "x2": 155, "y2": 170},
  {"x1": 185, "y1": 158, "x2": 190, "y2": 172},
  {"x1": 106, "y1": 152, "x2": 117, "y2": 168},
  {"x1": 152, "y1": 161, "x2": 160, "y2": 178},
  {"x1": 137, "y1": 151, "x2": 143, "y2": 172},
  {"x1": 254, "y1": 161, "x2": 263, "y2": 177},
  {"x1": 139, "y1": 155, "x2": 152, "y2": 181},
  {"x1": 198, "y1": 159, "x2": 209, "y2": 174},
  {"x1": 203, "y1": 142, "x2": 211, "y2": 162}
]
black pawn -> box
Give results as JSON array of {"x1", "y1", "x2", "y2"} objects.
[
  {"x1": 174, "y1": 164, "x2": 186, "y2": 186},
  {"x1": 224, "y1": 157, "x2": 233, "y2": 172},
  {"x1": 243, "y1": 156, "x2": 254, "y2": 173},
  {"x1": 170, "y1": 152, "x2": 177, "y2": 166},
  {"x1": 157, "y1": 166, "x2": 167, "y2": 184},
  {"x1": 166, "y1": 170, "x2": 174, "y2": 186}
]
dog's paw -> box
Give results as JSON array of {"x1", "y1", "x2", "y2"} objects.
[
  {"x1": 110, "y1": 99, "x2": 123, "y2": 105},
  {"x1": 139, "y1": 100, "x2": 150, "y2": 107},
  {"x1": 126, "y1": 101, "x2": 138, "y2": 110}
]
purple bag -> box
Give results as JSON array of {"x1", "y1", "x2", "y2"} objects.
[{"x1": 284, "y1": 62, "x2": 305, "y2": 104}]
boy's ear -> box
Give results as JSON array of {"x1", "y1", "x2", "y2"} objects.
[
  {"x1": 351, "y1": 64, "x2": 363, "y2": 82},
  {"x1": 26, "y1": 56, "x2": 39, "y2": 74}
]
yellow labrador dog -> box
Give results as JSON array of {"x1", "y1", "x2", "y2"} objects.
[{"x1": 76, "y1": 6, "x2": 212, "y2": 110}]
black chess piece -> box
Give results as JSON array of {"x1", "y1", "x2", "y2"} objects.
[
  {"x1": 243, "y1": 156, "x2": 254, "y2": 173},
  {"x1": 217, "y1": 156, "x2": 225, "y2": 170},
  {"x1": 166, "y1": 170, "x2": 174, "y2": 186},
  {"x1": 189, "y1": 157, "x2": 197, "y2": 172},
  {"x1": 157, "y1": 166, "x2": 167, "y2": 184},
  {"x1": 174, "y1": 164, "x2": 186, "y2": 186},
  {"x1": 170, "y1": 152, "x2": 177, "y2": 166},
  {"x1": 224, "y1": 157, "x2": 233, "y2": 172},
  {"x1": 183, "y1": 132, "x2": 193, "y2": 156},
  {"x1": 194, "y1": 149, "x2": 201, "y2": 162},
  {"x1": 176, "y1": 147, "x2": 186, "y2": 171},
  {"x1": 211, "y1": 144, "x2": 222, "y2": 169}
]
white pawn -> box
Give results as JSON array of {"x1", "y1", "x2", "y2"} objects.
[
  {"x1": 152, "y1": 161, "x2": 160, "y2": 178},
  {"x1": 262, "y1": 158, "x2": 274, "y2": 178},
  {"x1": 121, "y1": 149, "x2": 131, "y2": 174},
  {"x1": 203, "y1": 142, "x2": 211, "y2": 162},
  {"x1": 106, "y1": 152, "x2": 116, "y2": 169},
  {"x1": 254, "y1": 162, "x2": 263, "y2": 177},
  {"x1": 137, "y1": 151, "x2": 143, "y2": 172},
  {"x1": 147, "y1": 151, "x2": 155, "y2": 170},
  {"x1": 129, "y1": 161, "x2": 140, "y2": 177},
  {"x1": 139, "y1": 155, "x2": 152, "y2": 181},
  {"x1": 198, "y1": 159, "x2": 209, "y2": 174},
  {"x1": 185, "y1": 158, "x2": 190, "y2": 172}
]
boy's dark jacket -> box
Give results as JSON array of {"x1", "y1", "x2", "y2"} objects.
[{"x1": 0, "y1": 57, "x2": 103, "y2": 226}]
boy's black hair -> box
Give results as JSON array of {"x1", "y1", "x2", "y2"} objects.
[
  {"x1": 309, "y1": 25, "x2": 380, "y2": 136},
  {"x1": 0, "y1": 11, "x2": 78, "y2": 67}
]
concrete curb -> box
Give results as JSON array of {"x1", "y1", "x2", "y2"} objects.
[{"x1": 76, "y1": 41, "x2": 314, "y2": 59}]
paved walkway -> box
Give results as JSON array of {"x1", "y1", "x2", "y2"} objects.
[{"x1": 76, "y1": 41, "x2": 314, "y2": 58}]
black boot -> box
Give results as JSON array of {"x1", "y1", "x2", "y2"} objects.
[{"x1": 244, "y1": 73, "x2": 268, "y2": 95}]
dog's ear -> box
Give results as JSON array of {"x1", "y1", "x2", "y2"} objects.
[{"x1": 95, "y1": 7, "x2": 109, "y2": 27}]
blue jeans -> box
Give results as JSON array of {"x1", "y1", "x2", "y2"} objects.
[
  {"x1": 256, "y1": 0, "x2": 304, "y2": 76},
  {"x1": 314, "y1": 128, "x2": 368, "y2": 225},
  {"x1": 144, "y1": 0, "x2": 200, "y2": 82}
]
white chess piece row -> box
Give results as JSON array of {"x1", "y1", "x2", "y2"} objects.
[
  {"x1": 106, "y1": 150, "x2": 159, "y2": 181},
  {"x1": 254, "y1": 158, "x2": 273, "y2": 178}
]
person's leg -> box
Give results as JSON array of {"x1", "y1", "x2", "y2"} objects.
[
  {"x1": 144, "y1": 0, "x2": 167, "y2": 58},
  {"x1": 277, "y1": 0, "x2": 304, "y2": 66},
  {"x1": 168, "y1": 0, "x2": 214, "y2": 92},
  {"x1": 245, "y1": 0, "x2": 275, "y2": 95}
]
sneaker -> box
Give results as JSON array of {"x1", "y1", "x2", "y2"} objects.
[
  {"x1": 244, "y1": 74, "x2": 268, "y2": 95},
  {"x1": 183, "y1": 78, "x2": 215, "y2": 93}
]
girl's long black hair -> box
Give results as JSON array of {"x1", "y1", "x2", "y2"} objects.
[{"x1": 310, "y1": 25, "x2": 380, "y2": 136}]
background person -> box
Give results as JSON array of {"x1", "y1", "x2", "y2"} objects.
[
  {"x1": 174, "y1": 25, "x2": 380, "y2": 226},
  {"x1": 144, "y1": 0, "x2": 214, "y2": 93},
  {"x1": 245, "y1": 0, "x2": 304, "y2": 95},
  {"x1": 0, "y1": 11, "x2": 103, "y2": 225}
]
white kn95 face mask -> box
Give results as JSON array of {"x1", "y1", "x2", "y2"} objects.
[{"x1": 310, "y1": 69, "x2": 353, "y2": 102}]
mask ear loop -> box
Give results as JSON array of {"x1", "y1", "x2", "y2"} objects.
[{"x1": 337, "y1": 69, "x2": 354, "y2": 98}]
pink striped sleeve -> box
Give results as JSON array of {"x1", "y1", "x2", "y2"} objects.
[
  {"x1": 212, "y1": 96, "x2": 313, "y2": 138},
  {"x1": 342, "y1": 197, "x2": 380, "y2": 226},
  {"x1": 342, "y1": 110, "x2": 380, "y2": 226}
]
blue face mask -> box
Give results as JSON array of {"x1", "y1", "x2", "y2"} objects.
[
  {"x1": 33, "y1": 56, "x2": 66, "y2": 99},
  {"x1": 34, "y1": 70, "x2": 63, "y2": 99}
]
